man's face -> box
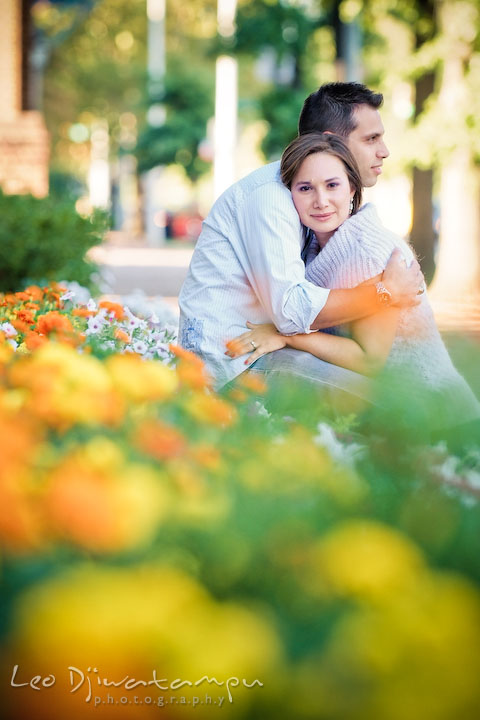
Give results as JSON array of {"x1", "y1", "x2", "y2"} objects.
[{"x1": 346, "y1": 105, "x2": 389, "y2": 188}]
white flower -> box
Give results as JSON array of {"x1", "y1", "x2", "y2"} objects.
[
  {"x1": 132, "y1": 340, "x2": 148, "y2": 355},
  {"x1": 87, "y1": 298, "x2": 97, "y2": 312},
  {"x1": 7, "y1": 338, "x2": 18, "y2": 350},
  {"x1": 253, "y1": 401, "x2": 271, "y2": 419},
  {"x1": 124, "y1": 307, "x2": 147, "y2": 331},
  {"x1": 60, "y1": 291, "x2": 76, "y2": 302},
  {"x1": 0, "y1": 322, "x2": 17, "y2": 338},
  {"x1": 434, "y1": 455, "x2": 458, "y2": 481},
  {"x1": 59, "y1": 281, "x2": 92, "y2": 305},
  {"x1": 85, "y1": 312, "x2": 107, "y2": 335},
  {"x1": 314, "y1": 422, "x2": 366, "y2": 467},
  {"x1": 464, "y1": 470, "x2": 480, "y2": 491}
]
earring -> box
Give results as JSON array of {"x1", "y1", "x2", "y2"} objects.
[{"x1": 349, "y1": 198, "x2": 354, "y2": 215}]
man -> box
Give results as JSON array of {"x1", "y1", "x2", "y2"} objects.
[{"x1": 178, "y1": 82, "x2": 423, "y2": 394}]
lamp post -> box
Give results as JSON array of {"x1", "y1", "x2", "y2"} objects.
[
  {"x1": 144, "y1": 0, "x2": 166, "y2": 246},
  {"x1": 213, "y1": 0, "x2": 238, "y2": 199}
]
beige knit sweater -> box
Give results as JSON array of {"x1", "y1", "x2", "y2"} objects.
[{"x1": 305, "y1": 203, "x2": 480, "y2": 424}]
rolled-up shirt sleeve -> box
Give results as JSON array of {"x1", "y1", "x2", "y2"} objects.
[{"x1": 235, "y1": 181, "x2": 330, "y2": 335}]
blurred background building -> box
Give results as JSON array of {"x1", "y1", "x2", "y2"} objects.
[{"x1": 0, "y1": 0, "x2": 49, "y2": 197}]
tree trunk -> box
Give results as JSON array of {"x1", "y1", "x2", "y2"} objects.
[
  {"x1": 430, "y1": 148, "x2": 480, "y2": 300},
  {"x1": 410, "y1": 72, "x2": 436, "y2": 285},
  {"x1": 429, "y1": 0, "x2": 480, "y2": 310}
]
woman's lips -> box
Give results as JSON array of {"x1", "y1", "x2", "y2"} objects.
[
  {"x1": 372, "y1": 166, "x2": 382, "y2": 175},
  {"x1": 311, "y1": 212, "x2": 334, "y2": 221}
]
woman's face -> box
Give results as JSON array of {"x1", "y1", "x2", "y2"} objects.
[{"x1": 291, "y1": 152, "x2": 355, "y2": 244}]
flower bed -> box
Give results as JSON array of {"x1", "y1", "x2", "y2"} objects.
[{"x1": 1, "y1": 286, "x2": 480, "y2": 719}]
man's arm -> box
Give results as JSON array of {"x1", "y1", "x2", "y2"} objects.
[{"x1": 310, "y1": 249, "x2": 423, "y2": 330}]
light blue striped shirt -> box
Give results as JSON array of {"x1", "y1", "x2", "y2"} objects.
[{"x1": 178, "y1": 161, "x2": 330, "y2": 387}]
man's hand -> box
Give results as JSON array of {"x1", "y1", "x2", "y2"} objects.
[{"x1": 383, "y1": 248, "x2": 425, "y2": 307}]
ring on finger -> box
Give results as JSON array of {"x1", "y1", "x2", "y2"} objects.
[{"x1": 250, "y1": 340, "x2": 257, "y2": 351}]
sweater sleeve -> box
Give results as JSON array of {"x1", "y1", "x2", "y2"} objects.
[{"x1": 305, "y1": 204, "x2": 413, "y2": 289}]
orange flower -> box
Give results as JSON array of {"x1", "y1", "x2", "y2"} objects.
[
  {"x1": 24, "y1": 332, "x2": 47, "y2": 351},
  {"x1": 0, "y1": 411, "x2": 44, "y2": 550},
  {"x1": 2, "y1": 294, "x2": 17, "y2": 305},
  {"x1": 14, "y1": 291, "x2": 31, "y2": 302},
  {"x1": 176, "y1": 361, "x2": 212, "y2": 390},
  {"x1": 228, "y1": 388, "x2": 248, "y2": 403},
  {"x1": 186, "y1": 392, "x2": 237, "y2": 427},
  {"x1": 44, "y1": 459, "x2": 122, "y2": 551},
  {"x1": 225, "y1": 338, "x2": 244, "y2": 356},
  {"x1": 16, "y1": 309, "x2": 36, "y2": 325},
  {"x1": 189, "y1": 444, "x2": 222, "y2": 470},
  {"x1": 99, "y1": 300, "x2": 125, "y2": 320},
  {"x1": 72, "y1": 307, "x2": 95, "y2": 318},
  {"x1": 170, "y1": 345, "x2": 212, "y2": 389},
  {"x1": 134, "y1": 419, "x2": 186, "y2": 460},
  {"x1": 24, "y1": 285, "x2": 44, "y2": 301},
  {"x1": 237, "y1": 371, "x2": 268, "y2": 394},
  {"x1": 36, "y1": 311, "x2": 73, "y2": 336},
  {"x1": 169, "y1": 344, "x2": 204, "y2": 366},
  {"x1": 11, "y1": 318, "x2": 30, "y2": 333},
  {"x1": 114, "y1": 328, "x2": 130, "y2": 343}
]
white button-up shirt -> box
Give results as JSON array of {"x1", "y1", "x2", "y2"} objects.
[{"x1": 178, "y1": 161, "x2": 330, "y2": 387}]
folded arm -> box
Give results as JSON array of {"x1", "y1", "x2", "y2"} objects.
[{"x1": 227, "y1": 275, "x2": 400, "y2": 376}]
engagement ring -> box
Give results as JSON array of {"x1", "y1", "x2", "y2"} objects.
[{"x1": 250, "y1": 341, "x2": 257, "y2": 351}]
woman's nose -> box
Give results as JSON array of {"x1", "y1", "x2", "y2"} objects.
[{"x1": 313, "y1": 191, "x2": 328, "y2": 208}]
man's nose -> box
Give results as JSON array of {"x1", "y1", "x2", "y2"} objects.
[{"x1": 378, "y1": 140, "x2": 390, "y2": 159}]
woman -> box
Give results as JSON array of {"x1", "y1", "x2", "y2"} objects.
[{"x1": 226, "y1": 133, "x2": 480, "y2": 426}]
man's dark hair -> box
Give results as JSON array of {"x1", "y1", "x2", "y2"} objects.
[{"x1": 298, "y1": 82, "x2": 384, "y2": 137}]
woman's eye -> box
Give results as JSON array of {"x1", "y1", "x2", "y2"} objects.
[
  {"x1": 327, "y1": 182, "x2": 339, "y2": 189},
  {"x1": 298, "y1": 185, "x2": 311, "y2": 192}
]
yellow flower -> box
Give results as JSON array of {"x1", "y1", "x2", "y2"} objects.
[
  {"x1": 6, "y1": 564, "x2": 283, "y2": 719},
  {"x1": 305, "y1": 520, "x2": 425, "y2": 602},
  {"x1": 9, "y1": 343, "x2": 122, "y2": 429},
  {"x1": 106, "y1": 353, "x2": 178, "y2": 403},
  {"x1": 238, "y1": 427, "x2": 366, "y2": 505},
  {"x1": 304, "y1": 572, "x2": 480, "y2": 720}
]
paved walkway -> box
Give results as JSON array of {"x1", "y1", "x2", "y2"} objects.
[{"x1": 90, "y1": 243, "x2": 194, "y2": 315}]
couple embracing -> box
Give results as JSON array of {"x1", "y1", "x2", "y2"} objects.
[{"x1": 179, "y1": 82, "x2": 479, "y2": 428}]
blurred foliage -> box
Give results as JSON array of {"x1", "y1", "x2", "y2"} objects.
[
  {"x1": 135, "y1": 64, "x2": 214, "y2": 181},
  {"x1": 34, "y1": 0, "x2": 218, "y2": 182},
  {"x1": 234, "y1": 0, "x2": 321, "y2": 67},
  {"x1": 258, "y1": 85, "x2": 307, "y2": 159},
  {"x1": 34, "y1": 0, "x2": 147, "y2": 175},
  {"x1": 233, "y1": 0, "x2": 325, "y2": 158},
  {"x1": 0, "y1": 321, "x2": 480, "y2": 718},
  {"x1": 0, "y1": 192, "x2": 106, "y2": 293}
]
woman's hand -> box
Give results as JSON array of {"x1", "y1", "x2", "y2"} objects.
[{"x1": 225, "y1": 321, "x2": 287, "y2": 364}]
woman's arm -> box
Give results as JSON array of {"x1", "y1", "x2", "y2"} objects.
[
  {"x1": 287, "y1": 306, "x2": 399, "y2": 375},
  {"x1": 227, "y1": 275, "x2": 400, "y2": 376}
]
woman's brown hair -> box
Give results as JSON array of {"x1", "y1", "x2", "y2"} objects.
[{"x1": 280, "y1": 132, "x2": 363, "y2": 214}]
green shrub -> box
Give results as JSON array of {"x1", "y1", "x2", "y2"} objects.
[{"x1": 0, "y1": 190, "x2": 108, "y2": 293}]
